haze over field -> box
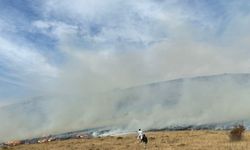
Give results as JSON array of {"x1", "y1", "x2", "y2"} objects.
[{"x1": 1, "y1": 0, "x2": 250, "y2": 142}]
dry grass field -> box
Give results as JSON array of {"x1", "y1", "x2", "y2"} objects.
[{"x1": 2, "y1": 130, "x2": 250, "y2": 150}]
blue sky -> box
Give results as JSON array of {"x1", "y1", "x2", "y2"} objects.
[{"x1": 1, "y1": 0, "x2": 250, "y2": 106}]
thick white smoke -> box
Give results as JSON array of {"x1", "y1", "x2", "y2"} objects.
[{"x1": 1, "y1": 39, "x2": 250, "y2": 142}]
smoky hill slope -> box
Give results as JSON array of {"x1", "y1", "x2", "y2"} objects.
[
  {"x1": 1, "y1": 73, "x2": 250, "y2": 142},
  {"x1": 114, "y1": 74, "x2": 250, "y2": 119}
]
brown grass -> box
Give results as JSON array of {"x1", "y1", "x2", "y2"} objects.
[{"x1": 2, "y1": 130, "x2": 250, "y2": 150}]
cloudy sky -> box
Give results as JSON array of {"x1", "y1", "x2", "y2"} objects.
[{"x1": 1, "y1": 0, "x2": 250, "y2": 106}]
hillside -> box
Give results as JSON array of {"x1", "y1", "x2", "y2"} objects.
[
  {"x1": 1, "y1": 73, "x2": 250, "y2": 142},
  {"x1": 3, "y1": 130, "x2": 250, "y2": 150}
]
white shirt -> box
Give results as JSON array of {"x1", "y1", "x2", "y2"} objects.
[{"x1": 137, "y1": 130, "x2": 143, "y2": 139}]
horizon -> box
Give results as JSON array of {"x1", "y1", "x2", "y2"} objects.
[{"x1": 0, "y1": 72, "x2": 249, "y2": 107}]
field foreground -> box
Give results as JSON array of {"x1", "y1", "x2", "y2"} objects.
[{"x1": 2, "y1": 130, "x2": 250, "y2": 150}]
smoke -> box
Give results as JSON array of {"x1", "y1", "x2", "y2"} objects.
[
  {"x1": 2, "y1": 38, "x2": 250, "y2": 142},
  {"x1": 2, "y1": 0, "x2": 250, "y2": 143}
]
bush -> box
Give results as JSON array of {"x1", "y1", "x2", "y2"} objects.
[
  {"x1": 116, "y1": 137, "x2": 123, "y2": 140},
  {"x1": 229, "y1": 124, "x2": 245, "y2": 141}
]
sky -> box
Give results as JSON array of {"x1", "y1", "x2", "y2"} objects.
[{"x1": 1, "y1": 0, "x2": 250, "y2": 106}]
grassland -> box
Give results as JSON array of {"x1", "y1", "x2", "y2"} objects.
[{"x1": 2, "y1": 130, "x2": 250, "y2": 150}]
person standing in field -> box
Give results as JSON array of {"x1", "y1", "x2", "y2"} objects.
[
  {"x1": 137, "y1": 129, "x2": 143, "y2": 140},
  {"x1": 137, "y1": 129, "x2": 148, "y2": 148}
]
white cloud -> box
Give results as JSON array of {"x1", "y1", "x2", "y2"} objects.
[
  {"x1": 33, "y1": 0, "x2": 250, "y2": 80},
  {"x1": 0, "y1": 36, "x2": 58, "y2": 94},
  {"x1": 32, "y1": 20, "x2": 78, "y2": 39},
  {"x1": 37, "y1": 0, "x2": 173, "y2": 48}
]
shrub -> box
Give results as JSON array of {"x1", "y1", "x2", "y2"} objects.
[
  {"x1": 116, "y1": 137, "x2": 123, "y2": 140},
  {"x1": 229, "y1": 124, "x2": 245, "y2": 141}
]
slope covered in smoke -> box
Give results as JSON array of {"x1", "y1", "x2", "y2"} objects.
[{"x1": 1, "y1": 73, "x2": 250, "y2": 142}]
